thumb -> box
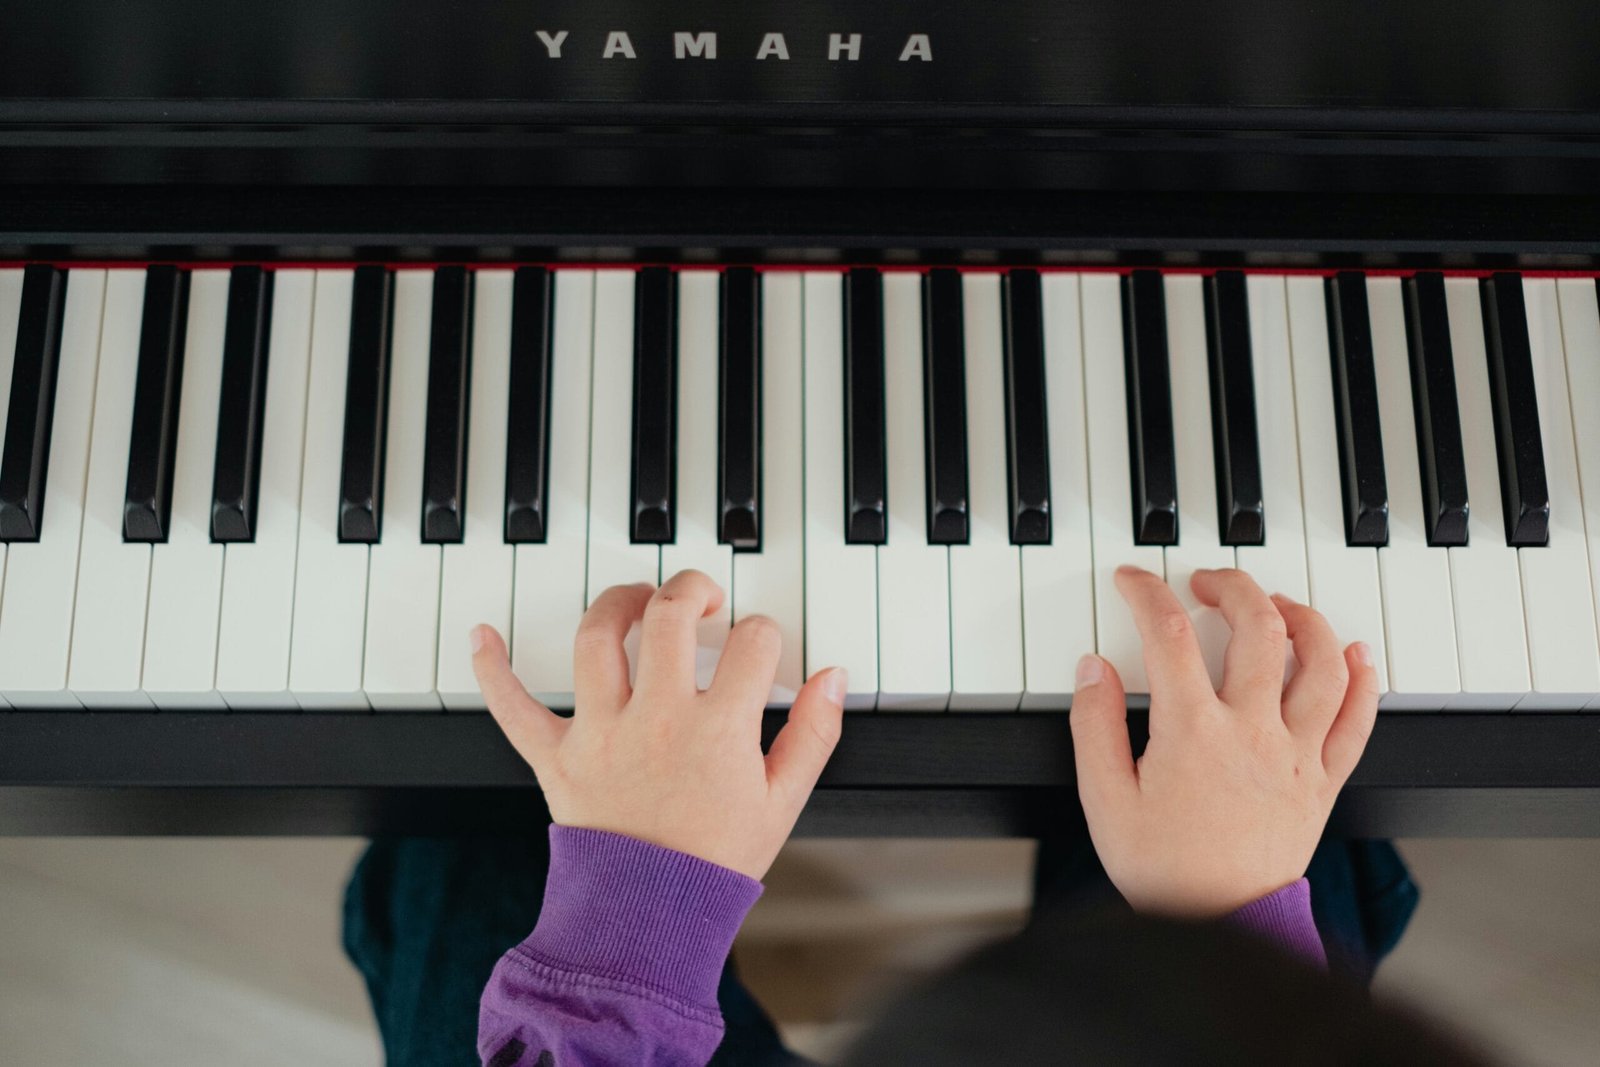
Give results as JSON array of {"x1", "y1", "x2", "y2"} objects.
[
  {"x1": 470, "y1": 624, "x2": 565, "y2": 769},
  {"x1": 1069, "y1": 654, "x2": 1138, "y2": 812},
  {"x1": 765, "y1": 667, "x2": 847, "y2": 816}
]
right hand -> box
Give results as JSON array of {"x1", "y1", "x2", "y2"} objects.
[{"x1": 1069, "y1": 566, "x2": 1380, "y2": 917}]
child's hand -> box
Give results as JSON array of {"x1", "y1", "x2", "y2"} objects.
[
  {"x1": 470, "y1": 569, "x2": 847, "y2": 880},
  {"x1": 1071, "y1": 566, "x2": 1379, "y2": 917}
]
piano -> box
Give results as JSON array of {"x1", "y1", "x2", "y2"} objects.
[{"x1": 3, "y1": 0, "x2": 1600, "y2": 836}]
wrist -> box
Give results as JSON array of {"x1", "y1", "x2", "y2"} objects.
[{"x1": 517, "y1": 825, "x2": 764, "y2": 1008}]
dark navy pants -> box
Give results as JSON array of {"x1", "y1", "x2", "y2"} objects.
[{"x1": 343, "y1": 827, "x2": 1416, "y2": 1066}]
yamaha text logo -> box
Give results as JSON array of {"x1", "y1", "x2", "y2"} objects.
[{"x1": 528, "y1": 30, "x2": 933, "y2": 63}]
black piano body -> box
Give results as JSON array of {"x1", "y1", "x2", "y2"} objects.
[{"x1": 2, "y1": 0, "x2": 1600, "y2": 837}]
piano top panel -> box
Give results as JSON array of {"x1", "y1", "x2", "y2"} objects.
[
  {"x1": 2, "y1": 0, "x2": 1600, "y2": 120},
  {"x1": 6, "y1": 2, "x2": 1600, "y2": 200}
]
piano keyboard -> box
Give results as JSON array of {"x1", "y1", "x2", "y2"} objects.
[{"x1": 1, "y1": 264, "x2": 1599, "y2": 713}]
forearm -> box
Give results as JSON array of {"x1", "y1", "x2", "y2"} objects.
[{"x1": 479, "y1": 826, "x2": 762, "y2": 1067}]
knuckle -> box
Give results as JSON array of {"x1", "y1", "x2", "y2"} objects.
[
  {"x1": 1251, "y1": 607, "x2": 1289, "y2": 641},
  {"x1": 736, "y1": 614, "x2": 783, "y2": 651},
  {"x1": 1153, "y1": 607, "x2": 1194, "y2": 643},
  {"x1": 572, "y1": 625, "x2": 615, "y2": 660}
]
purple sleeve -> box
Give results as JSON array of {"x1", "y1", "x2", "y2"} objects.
[
  {"x1": 478, "y1": 825, "x2": 763, "y2": 1067},
  {"x1": 1225, "y1": 878, "x2": 1326, "y2": 967}
]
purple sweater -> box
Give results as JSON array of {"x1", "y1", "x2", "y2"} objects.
[{"x1": 478, "y1": 827, "x2": 1326, "y2": 1066}]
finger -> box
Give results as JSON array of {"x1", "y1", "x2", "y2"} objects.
[
  {"x1": 1322, "y1": 642, "x2": 1380, "y2": 785},
  {"x1": 471, "y1": 624, "x2": 566, "y2": 767},
  {"x1": 710, "y1": 614, "x2": 783, "y2": 711},
  {"x1": 1069, "y1": 654, "x2": 1139, "y2": 816},
  {"x1": 573, "y1": 583, "x2": 654, "y2": 709},
  {"x1": 1189, "y1": 568, "x2": 1287, "y2": 713},
  {"x1": 1274, "y1": 595, "x2": 1350, "y2": 740},
  {"x1": 1113, "y1": 565, "x2": 1214, "y2": 705},
  {"x1": 635, "y1": 569, "x2": 726, "y2": 697},
  {"x1": 765, "y1": 668, "x2": 847, "y2": 817}
]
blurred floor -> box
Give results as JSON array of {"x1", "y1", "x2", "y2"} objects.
[{"x1": 0, "y1": 837, "x2": 1595, "y2": 1065}]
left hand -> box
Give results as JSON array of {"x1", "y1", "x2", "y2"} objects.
[{"x1": 469, "y1": 569, "x2": 847, "y2": 880}]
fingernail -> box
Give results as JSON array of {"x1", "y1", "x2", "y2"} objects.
[
  {"x1": 822, "y1": 668, "x2": 849, "y2": 705},
  {"x1": 1114, "y1": 564, "x2": 1145, "y2": 578},
  {"x1": 1352, "y1": 641, "x2": 1372, "y2": 667},
  {"x1": 1075, "y1": 654, "x2": 1104, "y2": 688},
  {"x1": 469, "y1": 625, "x2": 487, "y2": 655},
  {"x1": 1271, "y1": 592, "x2": 1298, "y2": 606}
]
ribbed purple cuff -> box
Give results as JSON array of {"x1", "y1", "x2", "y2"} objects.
[
  {"x1": 516, "y1": 825, "x2": 764, "y2": 1009},
  {"x1": 1226, "y1": 878, "x2": 1327, "y2": 967}
]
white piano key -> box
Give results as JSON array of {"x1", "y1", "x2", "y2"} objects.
[
  {"x1": 215, "y1": 270, "x2": 314, "y2": 708},
  {"x1": 586, "y1": 269, "x2": 659, "y2": 600},
  {"x1": 67, "y1": 271, "x2": 155, "y2": 707},
  {"x1": 803, "y1": 272, "x2": 878, "y2": 708},
  {"x1": 949, "y1": 273, "x2": 1025, "y2": 709},
  {"x1": 1082, "y1": 273, "x2": 1164, "y2": 695},
  {"x1": 363, "y1": 271, "x2": 442, "y2": 710},
  {"x1": 875, "y1": 272, "x2": 951, "y2": 710},
  {"x1": 1163, "y1": 275, "x2": 1234, "y2": 688},
  {"x1": 289, "y1": 271, "x2": 370, "y2": 709},
  {"x1": 142, "y1": 270, "x2": 228, "y2": 709},
  {"x1": 1528, "y1": 278, "x2": 1600, "y2": 708},
  {"x1": 512, "y1": 271, "x2": 595, "y2": 708},
  {"x1": 660, "y1": 270, "x2": 731, "y2": 688},
  {"x1": 0, "y1": 268, "x2": 22, "y2": 695},
  {"x1": 731, "y1": 272, "x2": 805, "y2": 704},
  {"x1": 437, "y1": 270, "x2": 515, "y2": 710},
  {"x1": 1285, "y1": 276, "x2": 1389, "y2": 693},
  {"x1": 1441, "y1": 278, "x2": 1530, "y2": 708},
  {"x1": 1020, "y1": 273, "x2": 1095, "y2": 710},
  {"x1": 1368, "y1": 277, "x2": 1459, "y2": 708},
  {"x1": 1234, "y1": 275, "x2": 1310, "y2": 604},
  {"x1": 0, "y1": 270, "x2": 105, "y2": 707}
]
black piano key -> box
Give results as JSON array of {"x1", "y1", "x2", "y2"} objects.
[
  {"x1": 504, "y1": 267, "x2": 553, "y2": 544},
  {"x1": 1324, "y1": 272, "x2": 1390, "y2": 547},
  {"x1": 1121, "y1": 270, "x2": 1178, "y2": 546},
  {"x1": 1480, "y1": 273, "x2": 1550, "y2": 547},
  {"x1": 338, "y1": 266, "x2": 395, "y2": 544},
  {"x1": 718, "y1": 267, "x2": 761, "y2": 551},
  {"x1": 923, "y1": 269, "x2": 971, "y2": 545},
  {"x1": 122, "y1": 266, "x2": 191, "y2": 543},
  {"x1": 0, "y1": 265, "x2": 66, "y2": 542},
  {"x1": 1402, "y1": 272, "x2": 1470, "y2": 547},
  {"x1": 1203, "y1": 271, "x2": 1266, "y2": 546},
  {"x1": 843, "y1": 268, "x2": 888, "y2": 545},
  {"x1": 210, "y1": 266, "x2": 274, "y2": 543},
  {"x1": 631, "y1": 266, "x2": 677, "y2": 544},
  {"x1": 421, "y1": 266, "x2": 474, "y2": 544},
  {"x1": 1002, "y1": 269, "x2": 1051, "y2": 545}
]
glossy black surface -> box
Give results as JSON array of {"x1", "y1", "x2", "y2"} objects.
[
  {"x1": 922, "y1": 268, "x2": 970, "y2": 545},
  {"x1": 421, "y1": 266, "x2": 473, "y2": 544},
  {"x1": 338, "y1": 265, "x2": 395, "y2": 544},
  {"x1": 1402, "y1": 272, "x2": 1470, "y2": 547},
  {"x1": 504, "y1": 267, "x2": 553, "y2": 544},
  {"x1": 122, "y1": 265, "x2": 190, "y2": 543},
  {"x1": 843, "y1": 268, "x2": 888, "y2": 545},
  {"x1": 0, "y1": 712, "x2": 1598, "y2": 836},
  {"x1": 1203, "y1": 271, "x2": 1265, "y2": 546},
  {"x1": 1002, "y1": 269, "x2": 1051, "y2": 545},
  {"x1": 718, "y1": 267, "x2": 761, "y2": 551},
  {"x1": 0, "y1": 265, "x2": 65, "y2": 543},
  {"x1": 1480, "y1": 274, "x2": 1551, "y2": 548},
  {"x1": 1121, "y1": 270, "x2": 1178, "y2": 545},
  {"x1": 1325, "y1": 272, "x2": 1390, "y2": 547},
  {"x1": 630, "y1": 266, "x2": 676, "y2": 544},
  {"x1": 210, "y1": 266, "x2": 273, "y2": 543}
]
